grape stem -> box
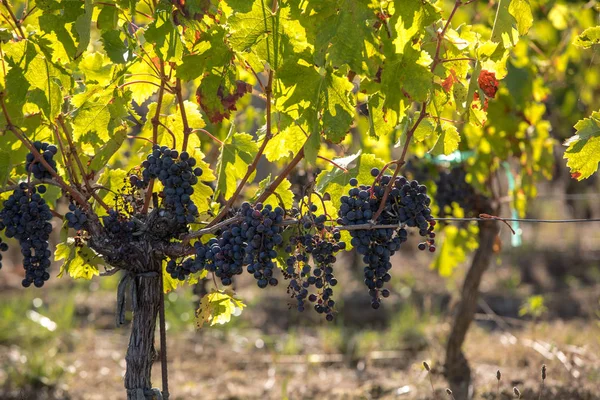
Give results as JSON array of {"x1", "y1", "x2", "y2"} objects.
[
  {"x1": 317, "y1": 155, "x2": 348, "y2": 172},
  {"x1": 174, "y1": 78, "x2": 192, "y2": 153},
  {"x1": 206, "y1": 70, "x2": 275, "y2": 229},
  {"x1": 193, "y1": 128, "x2": 224, "y2": 146}
]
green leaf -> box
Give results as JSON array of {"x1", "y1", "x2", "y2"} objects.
[
  {"x1": 97, "y1": 4, "x2": 119, "y2": 31},
  {"x1": 310, "y1": 0, "x2": 377, "y2": 72},
  {"x1": 101, "y1": 30, "x2": 128, "y2": 64},
  {"x1": 430, "y1": 122, "x2": 460, "y2": 156},
  {"x1": 97, "y1": 168, "x2": 128, "y2": 208},
  {"x1": 413, "y1": 119, "x2": 435, "y2": 142},
  {"x1": 176, "y1": 26, "x2": 234, "y2": 80},
  {"x1": 278, "y1": 62, "x2": 354, "y2": 144},
  {"x1": 74, "y1": 0, "x2": 94, "y2": 58},
  {"x1": 144, "y1": 6, "x2": 183, "y2": 61},
  {"x1": 508, "y1": 0, "x2": 533, "y2": 36},
  {"x1": 79, "y1": 52, "x2": 115, "y2": 85},
  {"x1": 563, "y1": 111, "x2": 600, "y2": 180},
  {"x1": 381, "y1": 46, "x2": 432, "y2": 112},
  {"x1": 24, "y1": 54, "x2": 66, "y2": 120},
  {"x1": 490, "y1": 0, "x2": 519, "y2": 48},
  {"x1": 366, "y1": 93, "x2": 399, "y2": 138},
  {"x1": 228, "y1": 0, "x2": 307, "y2": 71},
  {"x1": 195, "y1": 289, "x2": 246, "y2": 328},
  {"x1": 215, "y1": 132, "x2": 259, "y2": 199},
  {"x1": 55, "y1": 239, "x2": 101, "y2": 280},
  {"x1": 391, "y1": 0, "x2": 440, "y2": 55},
  {"x1": 71, "y1": 85, "x2": 113, "y2": 143},
  {"x1": 263, "y1": 117, "x2": 307, "y2": 162},
  {"x1": 573, "y1": 26, "x2": 600, "y2": 49}
]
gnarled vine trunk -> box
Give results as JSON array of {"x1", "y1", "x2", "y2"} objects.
[
  {"x1": 124, "y1": 260, "x2": 161, "y2": 400},
  {"x1": 445, "y1": 219, "x2": 499, "y2": 400}
]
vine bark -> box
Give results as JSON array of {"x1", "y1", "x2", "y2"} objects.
[
  {"x1": 445, "y1": 218, "x2": 500, "y2": 399},
  {"x1": 124, "y1": 255, "x2": 162, "y2": 400}
]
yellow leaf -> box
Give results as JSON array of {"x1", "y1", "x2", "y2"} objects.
[{"x1": 195, "y1": 290, "x2": 246, "y2": 329}]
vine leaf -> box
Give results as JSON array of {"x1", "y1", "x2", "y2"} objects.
[
  {"x1": 278, "y1": 62, "x2": 354, "y2": 146},
  {"x1": 430, "y1": 122, "x2": 460, "y2": 156},
  {"x1": 55, "y1": 239, "x2": 101, "y2": 280},
  {"x1": 195, "y1": 290, "x2": 246, "y2": 328},
  {"x1": 176, "y1": 26, "x2": 234, "y2": 81},
  {"x1": 215, "y1": 132, "x2": 259, "y2": 199},
  {"x1": 308, "y1": 0, "x2": 377, "y2": 73},
  {"x1": 508, "y1": 0, "x2": 533, "y2": 36},
  {"x1": 573, "y1": 26, "x2": 600, "y2": 49},
  {"x1": 101, "y1": 30, "x2": 128, "y2": 64},
  {"x1": 563, "y1": 111, "x2": 600, "y2": 180},
  {"x1": 262, "y1": 116, "x2": 307, "y2": 162}
]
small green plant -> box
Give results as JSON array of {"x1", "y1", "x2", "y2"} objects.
[{"x1": 519, "y1": 295, "x2": 548, "y2": 320}]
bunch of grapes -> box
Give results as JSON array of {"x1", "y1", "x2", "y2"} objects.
[
  {"x1": 102, "y1": 209, "x2": 135, "y2": 237},
  {"x1": 0, "y1": 183, "x2": 53, "y2": 287},
  {"x1": 131, "y1": 146, "x2": 202, "y2": 224},
  {"x1": 435, "y1": 167, "x2": 485, "y2": 217},
  {"x1": 284, "y1": 207, "x2": 345, "y2": 321},
  {"x1": 26, "y1": 141, "x2": 58, "y2": 180},
  {"x1": 65, "y1": 203, "x2": 88, "y2": 230},
  {"x1": 241, "y1": 202, "x2": 284, "y2": 288},
  {"x1": 166, "y1": 254, "x2": 204, "y2": 281},
  {"x1": 339, "y1": 168, "x2": 435, "y2": 308},
  {"x1": 0, "y1": 235, "x2": 8, "y2": 270}
]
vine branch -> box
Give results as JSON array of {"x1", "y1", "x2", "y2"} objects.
[{"x1": 174, "y1": 78, "x2": 192, "y2": 153}]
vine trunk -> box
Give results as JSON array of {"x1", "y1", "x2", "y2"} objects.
[
  {"x1": 124, "y1": 256, "x2": 162, "y2": 400},
  {"x1": 445, "y1": 219, "x2": 499, "y2": 399}
]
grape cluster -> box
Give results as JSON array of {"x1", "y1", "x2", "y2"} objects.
[
  {"x1": 285, "y1": 208, "x2": 345, "y2": 321},
  {"x1": 242, "y1": 202, "x2": 284, "y2": 288},
  {"x1": 166, "y1": 255, "x2": 204, "y2": 281},
  {"x1": 338, "y1": 168, "x2": 435, "y2": 308},
  {"x1": 102, "y1": 209, "x2": 134, "y2": 236},
  {"x1": 167, "y1": 203, "x2": 284, "y2": 287},
  {"x1": 26, "y1": 141, "x2": 58, "y2": 180},
  {"x1": 435, "y1": 167, "x2": 485, "y2": 217},
  {"x1": 0, "y1": 184, "x2": 53, "y2": 287},
  {"x1": 65, "y1": 203, "x2": 88, "y2": 230},
  {"x1": 0, "y1": 235, "x2": 8, "y2": 270},
  {"x1": 131, "y1": 146, "x2": 202, "y2": 224}
]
